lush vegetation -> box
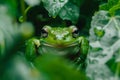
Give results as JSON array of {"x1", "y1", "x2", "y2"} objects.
[{"x1": 0, "y1": 0, "x2": 120, "y2": 80}]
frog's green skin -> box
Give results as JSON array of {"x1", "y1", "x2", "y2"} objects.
[{"x1": 25, "y1": 25, "x2": 89, "y2": 68}]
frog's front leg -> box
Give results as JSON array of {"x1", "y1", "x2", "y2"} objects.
[
  {"x1": 76, "y1": 37, "x2": 89, "y2": 69},
  {"x1": 25, "y1": 38, "x2": 40, "y2": 61},
  {"x1": 79, "y1": 37, "x2": 89, "y2": 56}
]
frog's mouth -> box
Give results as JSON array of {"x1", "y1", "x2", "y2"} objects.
[
  {"x1": 39, "y1": 41, "x2": 80, "y2": 56},
  {"x1": 41, "y1": 41, "x2": 79, "y2": 48}
]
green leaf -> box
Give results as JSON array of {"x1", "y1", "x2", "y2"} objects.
[
  {"x1": 107, "y1": 0, "x2": 119, "y2": 8},
  {"x1": 33, "y1": 54, "x2": 87, "y2": 80},
  {"x1": 100, "y1": 0, "x2": 119, "y2": 10},
  {"x1": 109, "y1": 1, "x2": 120, "y2": 16},
  {"x1": 69, "y1": 0, "x2": 84, "y2": 7},
  {"x1": 42, "y1": 0, "x2": 68, "y2": 17},
  {"x1": 4, "y1": 0, "x2": 18, "y2": 17},
  {"x1": 99, "y1": 3, "x2": 110, "y2": 11},
  {"x1": 59, "y1": 2, "x2": 80, "y2": 24},
  {"x1": 99, "y1": 0, "x2": 120, "y2": 16},
  {"x1": 106, "y1": 49, "x2": 120, "y2": 77},
  {"x1": 106, "y1": 57, "x2": 120, "y2": 77},
  {"x1": 25, "y1": 0, "x2": 41, "y2": 6}
]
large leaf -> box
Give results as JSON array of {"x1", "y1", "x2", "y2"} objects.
[
  {"x1": 42, "y1": 0, "x2": 68, "y2": 17},
  {"x1": 34, "y1": 54, "x2": 87, "y2": 80},
  {"x1": 25, "y1": 0, "x2": 41, "y2": 6},
  {"x1": 87, "y1": 10, "x2": 120, "y2": 79},
  {"x1": 59, "y1": 2, "x2": 80, "y2": 24},
  {"x1": 69, "y1": 0, "x2": 84, "y2": 7}
]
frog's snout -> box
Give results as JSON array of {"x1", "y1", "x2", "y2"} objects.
[{"x1": 54, "y1": 34, "x2": 66, "y2": 40}]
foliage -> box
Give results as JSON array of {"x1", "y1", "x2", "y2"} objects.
[
  {"x1": 88, "y1": 0, "x2": 120, "y2": 80},
  {"x1": 0, "y1": 5, "x2": 34, "y2": 80},
  {"x1": 100, "y1": 0, "x2": 120, "y2": 16},
  {"x1": 33, "y1": 54, "x2": 87, "y2": 80},
  {"x1": 0, "y1": 0, "x2": 120, "y2": 80}
]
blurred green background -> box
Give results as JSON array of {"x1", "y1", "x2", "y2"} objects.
[{"x1": 1, "y1": 0, "x2": 120, "y2": 80}]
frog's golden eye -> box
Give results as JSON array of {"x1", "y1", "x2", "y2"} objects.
[
  {"x1": 41, "y1": 28, "x2": 48, "y2": 38},
  {"x1": 72, "y1": 28, "x2": 79, "y2": 38}
]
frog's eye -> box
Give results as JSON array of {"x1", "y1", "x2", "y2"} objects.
[
  {"x1": 41, "y1": 28, "x2": 48, "y2": 38},
  {"x1": 72, "y1": 28, "x2": 79, "y2": 38}
]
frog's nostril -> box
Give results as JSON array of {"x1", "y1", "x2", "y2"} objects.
[{"x1": 55, "y1": 35, "x2": 63, "y2": 40}]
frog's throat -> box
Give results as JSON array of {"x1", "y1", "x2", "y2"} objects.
[{"x1": 41, "y1": 41, "x2": 79, "y2": 48}]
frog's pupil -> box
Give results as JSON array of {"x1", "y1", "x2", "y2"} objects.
[
  {"x1": 41, "y1": 29, "x2": 48, "y2": 38},
  {"x1": 72, "y1": 29, "x2": 79, "y2": 38}
]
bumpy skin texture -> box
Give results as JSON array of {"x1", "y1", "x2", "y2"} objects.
[{"x1": 25, "y1": 25, "x2": 89, "y2": 69}]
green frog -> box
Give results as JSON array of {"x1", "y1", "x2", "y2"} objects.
[{"x1": 25, "y1": 25, "x2": 89, "y2": 69}]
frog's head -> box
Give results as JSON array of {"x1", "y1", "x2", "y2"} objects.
[{"x1": 40, "y1": 25, "x2": 79, "y2": 48}]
